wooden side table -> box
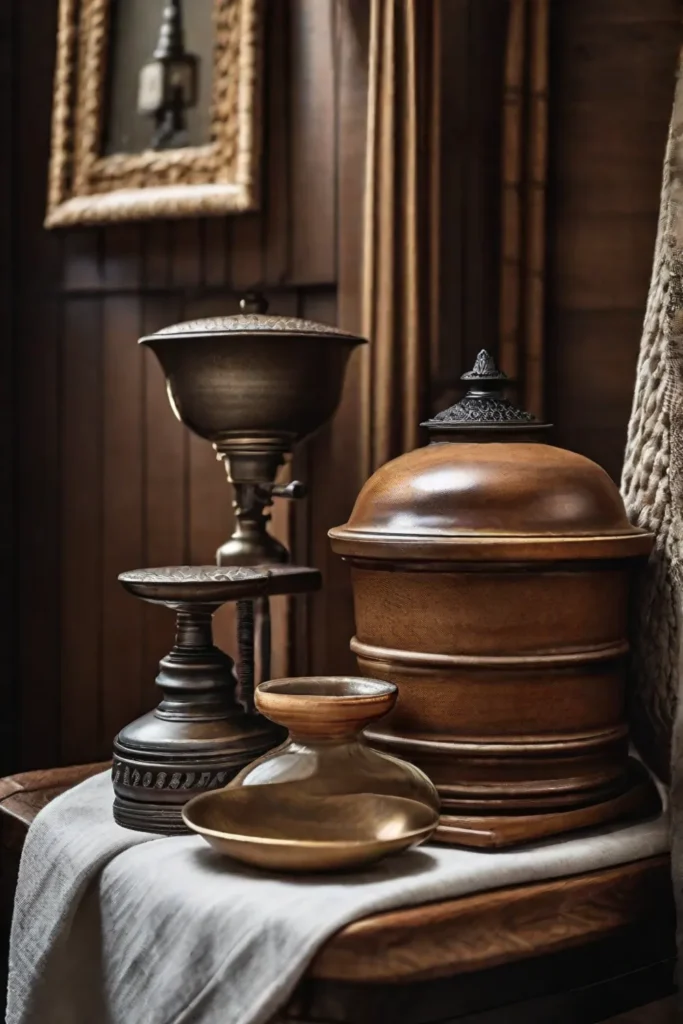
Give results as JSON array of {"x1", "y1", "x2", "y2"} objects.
[{"x1": 0, "y1": 765, "x2": 676, "y2": 1024}]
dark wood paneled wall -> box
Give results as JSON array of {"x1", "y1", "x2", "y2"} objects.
[
  {"x1": 8, "y1": 0, "x2": 366, "y2": 771},
  {"x1": 4, "y1": 0, "x2": 683, "y2": 772},
  {"x1": 0, "y1": 0, "x2": 15, "y2": 769},
  {"x1": 547, "y1": 0, "x2": 681, "y2": 481}
]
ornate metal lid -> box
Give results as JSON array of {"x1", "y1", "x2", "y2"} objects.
[
  {"x1": 140, "y1": 294, "x2": 366, "y2": 344},
  {"x1": 422, "y1": 350, "x2": 551, "y2": 439}
]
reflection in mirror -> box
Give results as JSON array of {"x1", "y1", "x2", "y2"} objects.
[{"x1": 105, "y1": 0, "x2": 214, "y2": 155}]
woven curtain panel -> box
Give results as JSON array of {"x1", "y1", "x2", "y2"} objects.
[
  {"x1": 621, "y1": 60, "x2": 683, "y2": 786},
  {"x1": 362, "y1": 0, "x2": 436, "y2": 473}
]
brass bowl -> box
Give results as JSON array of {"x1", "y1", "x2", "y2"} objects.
[
  {"x1": 182, "y1": 786, "x2": 438, "y2": 872},
  {"x1": 139, "y1": 315, "x2": 366, "y2": 449}
]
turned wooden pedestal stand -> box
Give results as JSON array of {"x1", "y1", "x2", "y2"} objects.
[{"x1": 112, "y1": 564, "x2": 320, "y2": 834}]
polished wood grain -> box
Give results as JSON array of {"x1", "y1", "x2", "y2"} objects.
[
  {"x1": 436, "y1": 760, "x2": 659, "y2": 849},
  {"x1": 330, "y1": 428, "x2": 652, "y2": 832},
  {"x1": 0, "y1": 764, "x2": 674, "y2": 1023},
  {"x1": 310, "y1": 854, "x2": 672, "y2": 983},
  {"x1": 0, "y1": 763, "x2": 111, "y2": 833}
]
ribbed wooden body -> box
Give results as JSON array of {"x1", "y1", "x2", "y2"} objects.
[
  {"x1": 349, "y1": 561, "x2": 633, "y2": 813},
  {"x1": 329, "y1": 361, "x2": 654, "y2": 838}
]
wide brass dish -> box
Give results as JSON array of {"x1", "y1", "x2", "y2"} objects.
[{"x1": 182, "y1": 786, "x2": 438, "y2": 872}]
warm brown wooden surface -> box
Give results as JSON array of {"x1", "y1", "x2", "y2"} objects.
[
  {"x1": 0, "y1": 764, "x2": 675, "y2": 1023},
  {"x1": 0, "y1": 765, "x2": 674, "y2": 975},
  {"x1": 331, "y1": 427, "x2": 652, "y2": 831},
  {"x1": 0, "y1": 763, "x2": 110, "y2": 841},
  {"x1": 310, "y1": 855, "x2": 672, "y2": 983}
]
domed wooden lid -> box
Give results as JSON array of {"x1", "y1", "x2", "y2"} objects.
[{"x1": 329, "y1": 352, "x2": 652, "y2": 563}]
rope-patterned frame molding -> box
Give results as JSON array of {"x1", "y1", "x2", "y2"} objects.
[{"x1": 45, "y1": 0, "x2": 263, "y2": 227}]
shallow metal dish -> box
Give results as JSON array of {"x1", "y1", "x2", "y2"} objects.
[{"x1": 182, "y1": 786, "x2": 438, "y2": 873}]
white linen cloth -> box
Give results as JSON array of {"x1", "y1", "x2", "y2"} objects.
[{"x1": 6, "y1": 770, "x2": 670, "y2": 1024}]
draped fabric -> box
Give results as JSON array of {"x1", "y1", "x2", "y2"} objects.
[
  {"x1": 361, "y1": 1, "x2": 549, "y2": 474},
  {"x1": 361, "y1": 0, "x2": 437, "y2": 474},
  {"x1": 620, "y1": 53, "x2": 683, "y2": 989},
  {"x1": 621, "y1": 57, "x2": 683, "y2": 786}
]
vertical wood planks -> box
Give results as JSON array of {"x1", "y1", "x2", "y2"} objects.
[
  {"x1": 289, "y1": 0, "x2": 337, "y2": 284},
  {"x1": 263, "y1": 0, "x2": 291, "y2": 285},
  {"x1": 297, "y1": 288, "x2": 339, "y2": 676},
  {"x1": 523, "y1": 0, "x2": 549, "y2": 420},
  {"x1": 204, "y1": 218, "x2": 230, "y2": 289},
  {"x1": 171, "y1": 220, "x2": 203, "y2": 290},
  {"x1": 498, "y1": 0, "x2": 525, "y2": 383},
  {"x1": 306, "y1": 0, "x2": 369, "y2": 677},
  {"x1": 102, "y1": 225, "x2": 143, "y2": 290},
  {"x1": 11, "y1": 0, "x2": 367, "y2": 767},
  {"x1": 230, "y1": 216, "x2": 265, "y2": 292},
  {"x1": 0, "y1": 0, "x2": 15, "y2": 772},
  {"x1": 141, "y1": 295, "x2": 186, "y2": 708},
  {"x1": 143, "y1": 222, "x2": 172, "y2": 290},
  {"x1": 260, "y1": 290, "x2": 298, "y2": 680},
  {"x1": 431, "y1": 0, "x2": 468, "y2": 402},
  {"x1": 60, "y1": 299, "x2": 104, "y2": 763},
  {"x1": 461, "y1": 0, "x2": 507, "y2": 366},
  {"x1": 101, "y1": 295, "x2": 145, "y2": 747},
  {"x1": 547, "y1": 0, "x2": 680, "y2": 479},
  {"x1": 183, "y1": 294, "x2": 240, "y2": 656},
  {"x1": 15, "y1": 0, "x2": 64, "y2": 769},
  {"x1": 62, "y1": 231, "x2": 103, "y2": 292}
]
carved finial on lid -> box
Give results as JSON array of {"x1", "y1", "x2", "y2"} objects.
[
  {"x1": 461, "y1": 350, "x2": 508, "y2": 381},
  {"x1": 239, "y1": 292, "x2": 269, "y2": 315},
  {"x1": 421, "y1": 349, "x2": 546, "y2": 437}
]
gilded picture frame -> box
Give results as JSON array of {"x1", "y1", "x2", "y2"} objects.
[{"x1": 45, "y1": 0, "x2": 263, "y2": 227}]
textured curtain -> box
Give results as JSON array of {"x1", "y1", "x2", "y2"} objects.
[
  {"x1": 361, "y1": 1, "x2": 549, "y2": 474},
  {"x1": 620, "y1": 54, "x2": 683, "y2": 984},
  {"x1": 621, "y1": 59, "x2": 683, "y2": 786},
  {"x1": 361, "y1": 0, "x2": 437, "y2": 474}
]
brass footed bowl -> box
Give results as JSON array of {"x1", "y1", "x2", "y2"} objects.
[
  {"x1": 139, "y1": 315, "x2": 366, "y2": 448},
  {"x1": 182, "y1": 786, "x2": 438, "y2": 872}
]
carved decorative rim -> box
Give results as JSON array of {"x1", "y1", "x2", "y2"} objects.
[
  {"x1": 46, "y1": 0, "x2": 263, "y2": 226},
  {"x1": 146, "y1": 314, "x2": 365, "y2": 339},
  {"x1": 118, "y1": 566, "x2": 268, "y2": 584}
]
